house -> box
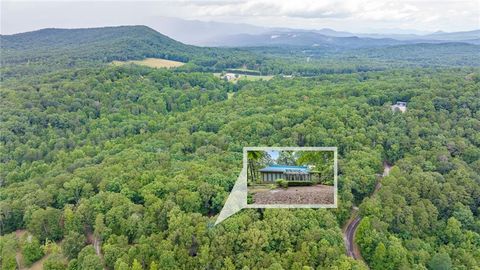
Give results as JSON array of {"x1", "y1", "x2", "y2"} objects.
[
  {"x1": 223, "y1": 73, "x2": 237, "y2": 81},
  {"x1": 259, "y1": 165, "x2": 312, "y2": 182},
  {"x1": 391, "y1": 101, "x2": 407, "y2": 113}
]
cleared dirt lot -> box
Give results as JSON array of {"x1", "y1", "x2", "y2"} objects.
[{"x1": 250, "y1": 184, "x2": 334, "y2": 204}]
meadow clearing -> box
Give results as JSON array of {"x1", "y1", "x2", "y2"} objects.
[{"x1": 112, "y1": 58, "x2": 185, "y2": 68}]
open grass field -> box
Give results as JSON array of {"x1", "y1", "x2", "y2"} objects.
[
  {"x1": 112, "y1": 58, "x2": 185, "y2": 68},
  {"x1": 214, "y1": 73, "x2": 274, "y2": 82},
  {"x1": 226, "y1": 68, "x2": 261, "y2": 74},
  {"x1": 240, "y1": 74, "x2": 274, "y2": 81}
]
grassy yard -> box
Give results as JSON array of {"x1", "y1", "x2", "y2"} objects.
[
  {"x1": 214, "y1": 73, "x2": 273, "y2": 82},
  {"x1": 225, "y1": 68, "x2": 261, "y2": 74},
  {"x1": 239, "y1": 74, "x2": 274, "y2": 81},
  {"x1": 112, "y1": 58, "x2": 185, "y2": 68}
]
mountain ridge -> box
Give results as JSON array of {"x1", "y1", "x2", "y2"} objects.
[
  {"x1": 146, "y1": 17, "x2": 479, "y2": 46},
  {"x1": 204, "y1": 30, "x2": 480, "y2": 48}
]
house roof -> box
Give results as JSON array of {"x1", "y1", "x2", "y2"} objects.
[{"x1": 259, "y1": 164, "x2": 310, "y2": 173}]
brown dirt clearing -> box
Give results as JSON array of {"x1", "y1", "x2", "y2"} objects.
[{"x1": 250, "y1": 184, "x2": 334, "y2": 204}]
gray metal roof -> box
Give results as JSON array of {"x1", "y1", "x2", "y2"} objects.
[{"x1": 259, "y1": 165, "x2": 310, "y2": 173}]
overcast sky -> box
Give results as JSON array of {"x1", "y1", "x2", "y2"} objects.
[{"x1": 1, "y1": 0, "x2": 479, "y2": 35}]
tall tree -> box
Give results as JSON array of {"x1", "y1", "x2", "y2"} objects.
[{"x1": 27, "y1": 208, "x2": 63, "y2": 242}]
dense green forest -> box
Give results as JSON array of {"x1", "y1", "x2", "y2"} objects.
[{"x1": 1, "y1": 26, "x2": 479, "y2": 270}]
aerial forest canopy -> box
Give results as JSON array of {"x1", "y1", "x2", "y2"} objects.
[{"x1": 0, "y1": 25, "x2": 479, "y2": 270}]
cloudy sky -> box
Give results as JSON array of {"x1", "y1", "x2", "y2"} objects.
[{"x1": 1, "y1": 0, "x2": 479, "y2": 35}]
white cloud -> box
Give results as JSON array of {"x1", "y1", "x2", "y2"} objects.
[
  {"x1": 177, "y1": 0, "x2": 479, "y2": 32},
  {"x1": 188, "y1": 0, "x2": 353, "y2": 18},
  {"x1": 1, "y1": 0, "x2": 478, "y2": 34}
]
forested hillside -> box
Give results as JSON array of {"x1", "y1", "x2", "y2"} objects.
[
  {"x1": 1, "y1": 26, "x2": 479, "y2": 270},
  {"x1": 2, "y1": 26, "x2": 479, "y2": 80},
  {"x1": 0, "y1": 26, "x2": 266, "y2": 78}
]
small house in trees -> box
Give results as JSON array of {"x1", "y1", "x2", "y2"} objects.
[
  {"x1": 259, "y1": 165, "x2": 313, "y2": 182},
  {"x1": 223, "y1": 73, "x2": 237, "y2": 81},
  {"x1": 391, "y1": 101, "x2": 407, "y2": 113}
]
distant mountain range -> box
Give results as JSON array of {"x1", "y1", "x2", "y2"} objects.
[
  {"x1": 204, "y1": 31, "x2": 410, "y2": 48},
  {"x1": 1, "y1": 25, "x2": 479, "y2": 79},
  {"x1": 355, "y1": 29, "x2": 480, "y2": 42},
  {"x1": 150, "y1": 17, "x2": 480, "y2": 47},
  {"x1": 204, "y1": 31, "x2": 406, "y2": 48},
  {"x1": 206, "y1": 30, "x2": 480, "y2": 48},
  {"x1": 145, "y1": 17, "x2": 269, "y2": 46}
]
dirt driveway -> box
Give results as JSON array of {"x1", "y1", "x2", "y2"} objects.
[{"x1": 251, "y1": 184, "x2": 334, "y2": 204}]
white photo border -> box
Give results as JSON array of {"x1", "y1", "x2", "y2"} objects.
[{"x1": 244, "y1": 146, "x2": 338, "y2": 208}]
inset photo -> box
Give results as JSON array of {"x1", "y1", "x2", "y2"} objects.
[{"x1": 246, "y1": 147, "x2": 337, "y2": 207}]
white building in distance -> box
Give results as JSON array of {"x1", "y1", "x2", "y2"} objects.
[{"x1": 391, "y1": 101, "x2": 407, "y2": 113}]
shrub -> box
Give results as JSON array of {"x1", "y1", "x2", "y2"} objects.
[
  {"x1": 275, "y1": 179, "x2": 288, "y2": 188},
  {"x1": 22, "y1": 236, "x2": 44, "y2": 266},
  {"x1": 322, "y1": 179, "x2": 334, "y2": 185},
  {"x1": 43, "y1": 254, "x2": 67, "y2": 270},
  {"x1": 62, "y1": 231, "x2": 86, "y2": 260},
  {"x1": 247, "y1": 194, "x2": 253, "y2": 204},
  {"x1": 287, "y1": 181, "x2": 313, "y2": 186}
]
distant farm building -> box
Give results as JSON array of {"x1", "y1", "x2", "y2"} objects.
[
  {"x1": 223, "y1": 73, "x2": 237, "y2": 81},
  {"x1": 259, "y1": 165, "x2": 315, "y2": 182},
  {"x1": 391, "y1": 101, "x2": 407, "y2": 113}
]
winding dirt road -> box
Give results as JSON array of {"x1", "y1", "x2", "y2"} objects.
[{"x1": 343, "y1": 162, "x2": 392, "y2": 262}]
